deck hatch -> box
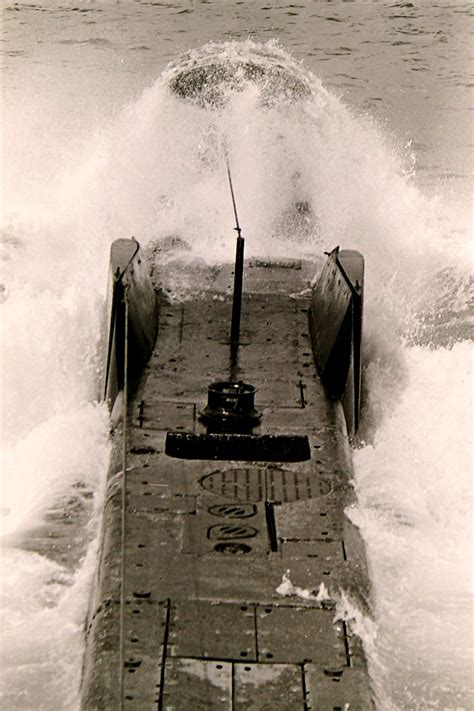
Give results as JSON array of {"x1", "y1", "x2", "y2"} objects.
[
  {"x1": 161, "y1": 659, "x2": 232, "y2": 709},
  {"x1": 234, "y1": 663, "x2": 305, "y2": 709},
  {"x1": 256, "y1": 606, "x2": 345, "y2": 665},
  {"x1": 165, "y1": 432, "x2": 311, "y2": 461},
  {"x1": 200, "y1": 468, "x2": 331, "y2": 503},
  {"x1": 168, "y1": 601, "x2": 257, "y2": 661}
]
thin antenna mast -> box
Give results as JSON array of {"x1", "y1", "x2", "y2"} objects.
[
  {"x1": 227, "y1": 162, "x2": 242, "y2": 240},
  {"x1": 227, "y1": 160, "x2": 245, "y2": 366}
]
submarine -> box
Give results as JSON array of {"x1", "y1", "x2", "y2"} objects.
[{"x1": 80, "y1": 159, "x2": 375, "y2": 709}]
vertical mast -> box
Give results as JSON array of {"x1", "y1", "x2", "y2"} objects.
[{"x1": 227, "y1": 162, "x2": 244, "y2": 369}]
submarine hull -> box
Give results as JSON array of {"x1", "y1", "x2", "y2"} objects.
[{"x1": 81, "y1": 246, "x2": 374, "y2": 709}]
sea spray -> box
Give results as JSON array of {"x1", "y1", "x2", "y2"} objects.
[
  {"x1": 351, "y1": 342, "x2": 473, "y2": 709},
  {"x1": 1, "y1": 124, "x2": 112, "y2": 710},
  {"x1": 1, "y1": 39, "x2": 471, "y2": 709}
]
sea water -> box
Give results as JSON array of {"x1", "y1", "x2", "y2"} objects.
[{"x1": 1, "y1": 3, "x2": 472, "y2": 709}]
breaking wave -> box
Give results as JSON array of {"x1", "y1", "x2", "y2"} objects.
[{"x1": 1, "y1": 40, "x2": 472, "y2": 709}]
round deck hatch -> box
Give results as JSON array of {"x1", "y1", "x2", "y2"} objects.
[{"x1": 200, "y1": 467, "x2": 331, "y2": 503}]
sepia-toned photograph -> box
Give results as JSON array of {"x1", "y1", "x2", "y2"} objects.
[{"x1": 1, "y1": 1, "x2": 472, "y2": 709}]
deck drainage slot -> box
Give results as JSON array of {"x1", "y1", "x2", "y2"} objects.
[
  {"x1": 265, "y1": 502, "x2": 279, "y2": 552},
  {"x1": 165, "y1": 432, "x2": 311, "y2": 462},
  {"x1": 130, "y1": 446, "x2": 158, "y2": 455}
]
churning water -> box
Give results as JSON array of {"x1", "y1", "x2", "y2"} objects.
[{"x1": 1, "y1": 3, "x2": 472, "y2": 709}]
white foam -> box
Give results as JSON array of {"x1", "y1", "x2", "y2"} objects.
[
  {"x1": 1, "y1": 39, "x2": 472, "y2": 709},
  {"x1": 352, "y1": 342, "x2": 473, "y2": 708}
]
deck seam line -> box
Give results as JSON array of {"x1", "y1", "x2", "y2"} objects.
[
  {"x1": 231, "y1": 661, "x2": 236, "y2": 711},
  {"x1": 119, "y1": 290, "x2": 129, "y2": 711},
  {"x1": 301, "y1": 662, "x2": 310, "y2": 711},
  {"x1": 342, "y1": 620, "x2": 352, "y2": 667},
  {"x1": 157, "y1": 599, "x2": 171, "y2": 710},
  {"x1": 253, "y1": 603, "x2": 259, "y2": 663}
]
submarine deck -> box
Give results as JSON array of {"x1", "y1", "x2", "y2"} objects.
[{"x1": 82, "y1": 259, "x2": 373, "y2": 710}]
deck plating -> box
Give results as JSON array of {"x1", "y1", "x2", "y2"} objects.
[{"x1": 81, "y1": 242, "x2": 373, "y2": 709}]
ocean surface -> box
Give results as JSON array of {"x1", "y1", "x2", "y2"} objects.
[{"x1": 1, "y1": 2, "x2": 472, "y2": 709}]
